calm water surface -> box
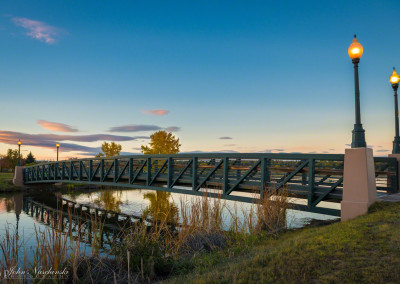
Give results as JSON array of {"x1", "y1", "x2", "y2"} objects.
[{"x1": 0, "y1": 188, "x2": 339, "y2": 264}]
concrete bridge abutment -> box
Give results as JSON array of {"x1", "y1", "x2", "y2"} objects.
[
  {"x1": 13, "y1": 166, "x2": 24, "y2": 187},
  {"x1": 341, "y1": 148, "x2": 377, "y2": 221}
]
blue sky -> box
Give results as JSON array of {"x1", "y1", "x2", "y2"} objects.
[{"x1": 1, "y1": 1, "x2": 400, "y2": 159}]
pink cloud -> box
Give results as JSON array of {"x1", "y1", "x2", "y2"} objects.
[
  {"x1": 12, "y1": 17, "x2": 62, "y2": 44},
  {"x1": 143, "y1": 109, "x2": 169, "y2": 116},
  {"x1": 0, "y1": 130, "x2": 148, "y2": 155},
  {"x1": 37, "y1": 120, "x2": 78, "y2": 132}
]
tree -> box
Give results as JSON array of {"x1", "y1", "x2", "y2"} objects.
[
  {"x1": 0, "y1": 155, "x2": 5, "y2": 172},
  {"x1": 142, "y1": 191, "x2": 178, "y2": 224},
  {"x1": 141, "y1": 131, "x2": 180, "y2": 154},
  {"x1": 4, "y1": 149, "x2": 22, "y2": 169},
  {"x1": 97, "y1": 142, "x2": 122, "y2": 157},
  {"x1": 25, "y1": 152, "x2": 36, "y2": 165},
  {"x1": 94, "y1": 191, "x2": 122, "y2": 213}
]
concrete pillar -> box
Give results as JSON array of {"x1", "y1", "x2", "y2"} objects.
[
  {"x1": 388, "y1": 154, "x2": 400, "y2": 193},
  {"x1": 13, "y1": 166, "x2": 24, "y2": 187},
  {"x1": 341, "y1": 148, "x2": 377, "y2": 221}
]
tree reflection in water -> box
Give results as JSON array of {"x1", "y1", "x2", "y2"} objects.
[
  {"x1": 142, "y1": 191, "x2": 178, "y2": 224},
  {"x1": 94, "y1": 190, "x2": 123, "y2": 212}
]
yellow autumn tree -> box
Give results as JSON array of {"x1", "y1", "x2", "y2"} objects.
[
  {"x1": 141, "y1": 130, "x2": 180, "y2": 224},
  {"x1": 141, "y1": 131, "x2": 180, "y2": 154},
  {"x1": 142, "y1": 191, "x2": 178, "y2": 224},
  {"x1": 96, "y1": 141, "x2": 122, "y2": 157}
]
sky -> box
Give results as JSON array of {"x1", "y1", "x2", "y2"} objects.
[{"x1": 1, "y1": 0, "x2": 400, "y2": 160}]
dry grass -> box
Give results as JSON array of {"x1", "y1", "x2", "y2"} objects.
[
  {"x1": 167, "y1": 202, "x2": 400, "y2": 284},
  {"x1": 0, "y1": 188, "x2": 289, "y2": 282},
  {"x1": 113, "y1": 188, "x2": 289, "y2": 281}
]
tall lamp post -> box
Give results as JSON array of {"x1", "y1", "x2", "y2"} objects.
[
  {"x1": 390, "y1": 68, "x2": 400, "y2": 153},
  {"x1": 348, "y1": 35, "x2": 367, "y2": 148},
  {"x1": 17, "y1": 140, "x2": 21, "y2": 166},
  {"x1": 56, "y1": 143, "x2": 60, "y2": 161}
]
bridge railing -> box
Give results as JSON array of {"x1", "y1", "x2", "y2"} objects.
[{"x1": 22, "y1": 153, "x2": 399, "y2": 216}]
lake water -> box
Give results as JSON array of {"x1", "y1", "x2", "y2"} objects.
[{"x1": 0, "y1": 188, "x2": 340, "y2": 265}]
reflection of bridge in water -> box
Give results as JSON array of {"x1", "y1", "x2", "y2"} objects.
[
  {"x1": 23, "y1": 153, "x2": 399, "y2": 216},
  {"x1": 23, "y1": 197, "x2": 147, "y2": 249}
]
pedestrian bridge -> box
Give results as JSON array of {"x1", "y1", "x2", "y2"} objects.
[{"x1": 22, "y1": 153, "x2": 398, "y2": 216}]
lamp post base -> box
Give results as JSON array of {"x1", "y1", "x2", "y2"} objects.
[
  {"x1": 341, "y1": 148, "x2": 376, "y2": 221},
  {"x1": 393, "y1": 137, "x2": 400, "y2": 154},
  {"x1": 351, "y1": 124, "x2": 367, "y2": 148}
]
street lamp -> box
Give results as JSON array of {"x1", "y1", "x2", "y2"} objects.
[
  {"x1": 56, "y1": 143, "x2": 60, "y2": 161},
  {"x1": 17, "y1": 140, "x2": 21, "y2": 166},
  {"x1": 348, "y1": 35, "x2": 366, "y2": 148},
  {"x1": 390, "y1": 67, "x2": 400, "y2": 154}
]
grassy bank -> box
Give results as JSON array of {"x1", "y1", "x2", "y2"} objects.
[
  {"x1": 0, "y1": 190, "x2": 289, "y2": 282},
  {"x1": 166, "y1": 202, "x2": 400, "y2": 283},
  {"x1": 0, "y1": 172, "x2": 20, "y2": 191},
  {"x1": 3, "y1": 188, "x2": 399, "y2": 283}
]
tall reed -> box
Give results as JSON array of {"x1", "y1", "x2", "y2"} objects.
[{"x1": 0, "y1": 188, "x2": 289, "y2": 282}]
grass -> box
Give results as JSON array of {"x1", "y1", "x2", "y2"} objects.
[
  {"x1": 0, "y1": 172, "x2": 20, "y2": 191},
  {"x1": 165, "y1": 201, "x2": 400, "y2": 284},
  {"x1": 9, "y1": 189, "x2": 400, "y2": 283},
  {"x1": 0, "y1": 189, "x2": 289, "y2": 282}
]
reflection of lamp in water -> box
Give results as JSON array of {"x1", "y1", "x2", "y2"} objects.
[{"x1": 13, "y1": 193, "x2": 23, "y2": 240}]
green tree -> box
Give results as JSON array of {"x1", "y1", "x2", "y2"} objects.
[
  {"x1": 141, "y1": 131, "x2": 180, "y2": 154},
  {"x1": 97, "y1": 141, "x2": 122, "y2": 157},
  {"x1": 5, "y1": 149, "x2": 22, "y2": 169},
  {"x1": 25, "y1": 152, "x2": 36, "y2": 165},
  {"x1": 0, "y1": 155, "x2": 5, "y2": 172}
]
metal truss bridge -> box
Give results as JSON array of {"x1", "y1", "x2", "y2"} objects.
[{"x1": 23, "y1": 153, "x2": 398, "y2": 216}]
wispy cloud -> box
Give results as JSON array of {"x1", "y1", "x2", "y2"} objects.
[
  {"x1": 109, "y1": 125, "x2": 162, "y2": 132},
  {"x1": 165, "y1": 126, "x2": 180, "y2": 132},
  {"x1": 263, "y1": 149, "x2": 286, "y2": 153},
  {"x1": 0, "y1": 130, "x2": 149, "y2": 154},
  {"x1": 218, "y1": 137, "x2": 232, "y2": 140},
  {"x1": 37, "y1": 120, "x2": 78, "y2": 133},
  {"x1": 376, "y1": 149, "x2": 389, "y2": 152},
  {"x1": 224, "y1": 144, "x2": 236, "y2": 146},
  {"x1": 109, "y1": 124, "x2": 180, "y2": 133},
  {"x1": 143, "y1": 109, "x2": 169, "y2": 116},
  {"x1": 11, "y1": 17, "x2": 63, "y2": 44}
]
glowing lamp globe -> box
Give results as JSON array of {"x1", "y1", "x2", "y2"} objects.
[
  {"x1": 56, "y1": 143, "x2": 60, "y2": 148},
  {"x1": 18, "y1": 140, "x2": 21, "y2": 146},
  {"x1": 348, "y1": 35, "x2": 363, "y2": 60},
  {"x1": 390, "y1": 68, "x2": 400, "y2": 85}
]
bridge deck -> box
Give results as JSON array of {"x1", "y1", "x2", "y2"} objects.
[{"x1": 23, "y1": 153, "x2": 399, "y2": 216}]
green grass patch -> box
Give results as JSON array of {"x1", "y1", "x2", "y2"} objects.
[
  {"x1": 0, "y1": 172, "x2": 20, "y2": 191},
  {"x1": 166, "y1": 202, "x2": 400, "y2": 283}
]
